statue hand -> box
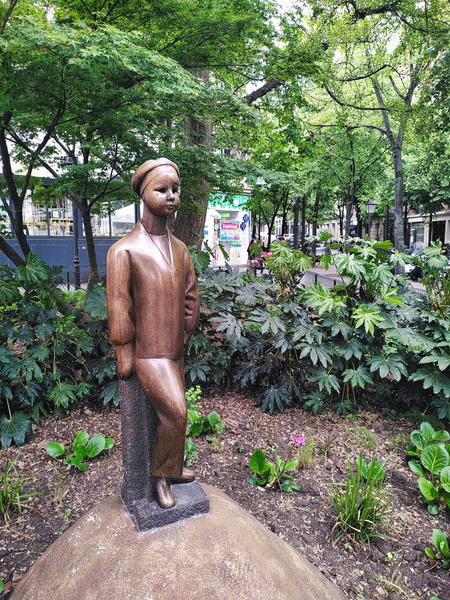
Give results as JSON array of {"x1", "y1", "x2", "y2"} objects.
[{"x1": 115, "y1": 343, "x2": 135, "y2": 379}]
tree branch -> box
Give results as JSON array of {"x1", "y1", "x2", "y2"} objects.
[{"x1": 245, "y1": 78, "x2": 285, "y2": 104}]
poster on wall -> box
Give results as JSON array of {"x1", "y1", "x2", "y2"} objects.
[{"x1": 220, "y1": 220, "x2": 241, "y2": 241}]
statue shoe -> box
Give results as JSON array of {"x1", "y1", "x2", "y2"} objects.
[
  {"x1": 169, "y1": 468, "x2": 196, "y2": 484},
  {"x1": 155, "y1": 477, "x2": 176, "y2": 509}
]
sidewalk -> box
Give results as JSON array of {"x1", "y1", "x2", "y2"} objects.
[{"x1": 304, "y1": 264, "x2": 425, "y2": 292}]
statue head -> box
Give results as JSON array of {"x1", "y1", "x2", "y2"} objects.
[{"x1": 131, "y1": 158, "x2": 180, "y2": 198}]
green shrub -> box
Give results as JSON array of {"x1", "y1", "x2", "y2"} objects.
[
  {"x1": 185, "y1": 237, "x2": 450, "y2": 417},
  {"x1": 0, "y1": 258, "x2": 118, "y2": 448}
]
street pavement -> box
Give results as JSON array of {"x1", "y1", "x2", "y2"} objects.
[{"x1": 303, "y1": 264, "x2": 425, "y2": 292}]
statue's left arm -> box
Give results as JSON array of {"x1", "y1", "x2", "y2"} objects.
[{"x1": 183, "y1": 249, "x2": 200, "y2": 345}]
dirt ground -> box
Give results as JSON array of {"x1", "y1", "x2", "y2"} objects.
[{"x1": 1, "y1": 390, "x2": 449, "y2": 600}]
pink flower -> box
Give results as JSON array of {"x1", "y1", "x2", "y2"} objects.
[{"x1": 290, "y1": 433, "x2": 305, "y2": 446}]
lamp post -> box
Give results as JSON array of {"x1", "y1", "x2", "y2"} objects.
[{"x1": 365, "y1": 198, "x2": 377, "y2": 238}]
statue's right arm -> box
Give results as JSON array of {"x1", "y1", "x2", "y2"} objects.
[{"x1": 106, "y1": 245, "x2": 136, "y2": 379}]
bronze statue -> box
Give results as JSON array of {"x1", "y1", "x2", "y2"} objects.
[{"x1": 107, "y1": 158, "x2": 200, "y2": 512}]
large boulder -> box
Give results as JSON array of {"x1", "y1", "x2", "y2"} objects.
[{"x1": 12, "y1": 485, "x2": 347, "y2": 600}]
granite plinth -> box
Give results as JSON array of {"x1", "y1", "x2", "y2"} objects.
[{"x1": 133, "y1": 480, "x2": 209, "y2": 530}]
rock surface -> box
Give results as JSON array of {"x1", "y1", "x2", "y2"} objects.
[{"x1": 12, "y1": 485, "x2": 347, "y2": 600}]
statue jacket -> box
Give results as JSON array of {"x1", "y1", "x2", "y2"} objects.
[{"x1": 106, "y1": 221, "x2": 199, "y2": 360}]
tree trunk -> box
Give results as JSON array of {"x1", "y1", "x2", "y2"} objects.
[
  {"x1": 80, "y1": 205, "x2": 100, "y2": 291},
  {"x1": 392, "y1": 144, "x2": 405, "y2": 250},
  {"x1": 174, "y1": 70, "x2": 212, "y2": 249}
]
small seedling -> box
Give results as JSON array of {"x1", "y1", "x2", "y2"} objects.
[
  {"x1": 184, "y1": 438, "x2": 198, "y2": 466},
  {"x1": 248, "y1": 434, "x2": 304, "y2": 492},
  {"x1": 425, "y1": 529, "x2": 450, "y2": 570},
  {"x1": 46, "y1": 431, "x2": 115, "y2": 471}
]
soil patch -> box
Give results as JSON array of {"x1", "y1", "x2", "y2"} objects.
[{"x1": 1, "y1": 392, "x2": 449, "y2": 600}]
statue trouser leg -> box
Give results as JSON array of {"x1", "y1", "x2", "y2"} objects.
[{"x1": 135, "y1": 357, "x2": 187, "y2": 508}]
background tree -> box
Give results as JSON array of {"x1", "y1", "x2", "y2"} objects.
[
  {"x1": 0, "y1": 13, "x2": 204, "y2": 286},
  {"x1": 297, "y1": 0, "x2": 449, "y2": 248}
]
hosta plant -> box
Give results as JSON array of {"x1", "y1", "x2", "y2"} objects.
[
  {"x1": 46, "y1": 431, "x2": 115, "y2": 471},
  {"x1": 425, "y1": 529, "x2": 450, "y2": 570},
  {"x1": 248, "y1": 434, "x2": 305, "y2": 492},
  {"x1": 406, "y1": 422, "x2": 450, "y2": 514}
]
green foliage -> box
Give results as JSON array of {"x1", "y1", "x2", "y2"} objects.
[
  {"x1": 185, "y1": 237, "x2": 450, "y2": 416},
  {"x1": 248, "y1": 448, "x2": 300, "y2": 492},
  {"x1": 0, "y1": 265, "x2": 119, "y2": 448},
  {"x1": 184, "y1": 438, "x2": 198, "y2": 466},
  {"x1": 46, "y1": 431, "x2": 115, "y2": 471},
  {"x1": 263, "y1": 241, "x2": 312, "y2": 297},
  {"x1": 330, "y1": 455, "x2": 391, "y2": 543},
  {"x1": 0, "y1": 405, "x2": 32, "y2": 449},
  {"x1": 406, "y1": 422, "x2": 450, "y2": 514},
  {"x1": 0, "y1": 454, "x2": 38, "y2": 521},
  {"x1": 425, "y1": 529, "x2": 450, "y2": 570},
  {"x1": 411, "y1": 242, "x2": 450, "y2": 313},
  {"x1": 186, "y1": 385, "x2": 225, "y2": 442}
]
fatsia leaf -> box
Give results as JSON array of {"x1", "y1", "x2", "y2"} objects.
[
  {"x1": 342, "y1": 366, "x2": 373, "y2": 389},
  {"x1": 351, "y1": 306, "x2": 384, "y2": 335},
  {"x1": 0, "y1": 412, "x2": 32, "y2": 448},
  {"x1": 211, "y1": 312, "x2": 243, "y2": 338},
  {"x1": 369, "y1": 353, "x2": 408, "y2": 381},
  {"x1": 411, "y1": 367, "x2": 450, "y2": 395},
  {"x1": 84, "y1": 286, "x2": 107, "y2": 320}
]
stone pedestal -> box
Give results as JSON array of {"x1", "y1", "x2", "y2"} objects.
[
  {"x1": 11, "y1": 485, "x2": 348, "y2": 600},
  {"x1": 120, "y1": 378, "x2": 209, "y2": 531}
]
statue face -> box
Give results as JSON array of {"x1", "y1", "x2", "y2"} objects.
[{"x1": 141, "y1": 170, "x2": 180, "y2": 217}]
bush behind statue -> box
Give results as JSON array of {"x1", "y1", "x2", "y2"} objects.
[
  {"x1": 185, "y1": 237, "x2": 450, "y2": 418},
  {"x1": 0, "y1": 255, "x2": 117, "y2": 448}
]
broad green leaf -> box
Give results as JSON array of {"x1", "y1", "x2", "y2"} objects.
[
  {"x1": 421, "y1": 444, "x2": 449, "y2": 474},
  {"x1": 440, "y1": 466, "x2": 450, "y2": 492},
  {"x1": 420, "y1": 421, "x2": 436, "y2": 441},
  {"x1": 249, "y1": 449, "x2": 268, "y2": 475},
  {"x1": 408, "y1": 460, "x2": 425, "y2": 478},
  {"x1": 73, "y1": 431, "x2": 89, "y2": 450},
  {"x1": 432, "y1": 529, "x2": 450, "y2": 558},
  {"x1": 431, "y1": 430, "x2": 450, "y2": 442},
  {"x1": 66, "y1": 457, "x2": 88, "y2": 471},
  {"x1": 284, "y1": 459, "x2": 299, "y2": 471},
  {"x1": 45, "y1": 441, "x2": 65, "y2": 458},
  {"x1": 410, "y1": 431, "x2": 427, "y2": 450},
  {"x1": 104, "y1": 437, "x2": 115, "y2": 450},
  {"x1": 85, "y1": 434, "x2": 106, "y2": 458},
  {"x1": 74, "y1": 444, "x2": 88, "y2": 460},
  {"x1": 418, "y1": 477, "x2": 439, "y2": 500}
]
